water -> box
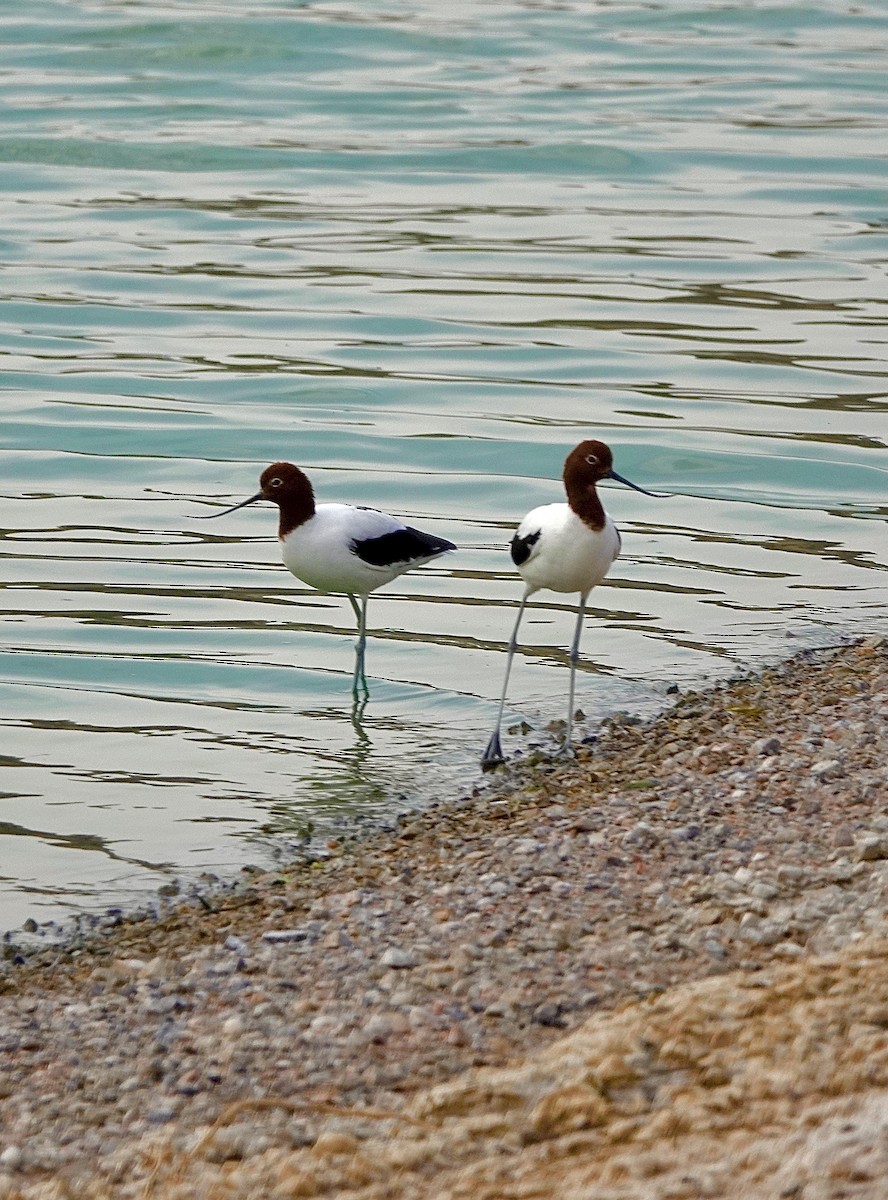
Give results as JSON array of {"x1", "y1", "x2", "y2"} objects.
[{"x1": 1, "y1": 0, "x2": 886, "y2": 933}]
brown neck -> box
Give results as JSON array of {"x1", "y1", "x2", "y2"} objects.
[
  {"x1": 563, "y1": 462, "x2": 606, "y2": 531},
  {"x1": 275, "y1": 476, "x2": 316, "y2": 539},
  {"x1": 567, "y1": 486, "x2": 605, "y2": 531}
]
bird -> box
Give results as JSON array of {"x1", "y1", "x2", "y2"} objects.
[
  {"x1": 201, "y1": 461, "x2": 456, "y2": 696},
  {"x1": 481, "y1": 439, "x2": 663, "y2": 767}
]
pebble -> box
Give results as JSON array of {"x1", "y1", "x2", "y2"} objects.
[
  {"x1": 146, "y1": 1105, "x2": 179, "y2": 1125},
  {"x1": 0, "y1": 1147, "x2": 23, "y2": 1171},
  {"x1": 311, "y1": 1131, "x2": 360, "y2": 1158},
  {"x1": 753, "y1": 736, "x2": 782, "y2": 756},
  {"x1": 380, "y1": 947, "x2": 418, "y2": 969},
  {"x1": 811, "y1": 759, "x2": 843, "y2": 780},
  {"x1": 531, "y1": 1002, "x2": 566, "y2": 1028},
  {"x1": 262, "y1": 929, "x2": 309, "y2": 943},
  {"x1": 854, "y1": 835, "x2": 888, "y2": 863}
]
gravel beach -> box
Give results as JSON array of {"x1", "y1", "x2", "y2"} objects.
[{"x1": 2, "y1": 636, "x2": 888, "y2": 1199}]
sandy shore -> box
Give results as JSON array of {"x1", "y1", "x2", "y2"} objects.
[{"x1": 2, "y1": 636, "x2": 888, "y2": 1199}]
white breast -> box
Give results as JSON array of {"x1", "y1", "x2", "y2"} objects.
[{"x1": 517, "y1": 503, "x2": 620, "y2": 596}]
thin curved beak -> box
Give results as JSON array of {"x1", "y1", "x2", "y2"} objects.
[
  {"x1": 196, "y1": 491, "x2": 264, "y2": 519},
  {"x1": 607, "y1": 469, "x2": 669, "y2": 499}
]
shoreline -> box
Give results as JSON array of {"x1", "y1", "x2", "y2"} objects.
[
  {"x1": 2, "y1": 635, "x2": 888, "y2": 1198},
  {"x1": 0, "y1": 635, "x2": 848, "y2": 962}
]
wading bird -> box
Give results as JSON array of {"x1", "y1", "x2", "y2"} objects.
[
  {"x1": 482, "y1": 439, "x2": 663, "y2": 766},
  {"x1": 202, "y1": 462, "x2": 456, "y2": 696}
]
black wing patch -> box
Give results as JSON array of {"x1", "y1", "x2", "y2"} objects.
[
  {"x1": 510, "y1": 528, "x2": 541, "y2": 567},
  {"x1": 353, "y1": 527, "x2": 456, "y2": 568}
]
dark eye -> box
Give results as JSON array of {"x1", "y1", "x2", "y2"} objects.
[
  {"x1": 269, "y1": 477, "x2": 283, "y2": 488},
  {"x1": 585, "y1": 454, "x2": 599, "y2": 466}
]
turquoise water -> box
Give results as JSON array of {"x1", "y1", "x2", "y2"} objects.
[{"x1": 1, "y1": 0, "x2": 886, "y2": 932}]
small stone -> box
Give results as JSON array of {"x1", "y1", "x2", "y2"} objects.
[
  {"x1": 0, "y1": 1146, "x2": 23, "y2": 1170},
  {"x1": 380, "y1": 947, "x2": 417, "y2": 969},
  {"x1": 831, "y1": 859, "x2": 858, "y2": 882},
  {"x1": 531, "y1": 1002, "x2": 566, "y2": 1028},
  {"x1": 772, "y1": 941, "x2": 805, "y2": 958},
  {"x1": 811, "y1": 759, "x2": 843, "y2": 781},
  {"x1": 622, "y1": 821, "x2": 658, "y2": 849},
  {"x1": 262, "y1": 929, "x2": 309, "y2": 943},
  {"x1": 483, "y1": 999, "x2": 511, "y2": 1019},
  {"x1": 285, "y1": 1122, "x2": 317, "y2": 1149},
  {"x1": 773, "y1": 865, "x2": 803, "y2": 888},
  {"x1": 363, "y1": 1015, "x2": 394, "y2": 1042},
  {"x1": 749, "y1": 881, "x2": 778, "y2": 901},
  {"x1": 206, "y1": 960, "x2": 238, "y2": 976},
  {"x1": 147, "y1": 1105, "x2": 179, "y2": 1125},
  {"x1": 570, "y1": 815, "x2": 597, "y2": 832},
  {"x1": 174, "y1": 1070, "x2": 202, "y2": 1095},
  {"x1": 274, "y1": 1168, "x2": 319, "y2": 1197},
  {"x1": 108, "y1": 956, "x2": 148, "y2": 979},
  {"x1": 855, "y1": 835, "x2": 888, "y2": 862},
  {"x1": 674, "y1": 824, "x2": 701, "y2": 841},
  {"x1": 206, "y1": 1125, "x2": 273, "y2": 1162},
  {"x1": 737, "y1": 920, "x2": 783, "y2": 946},
  {"x1": 752, "y1": 736, "x2": 782, "y2": 756},
  {"x1": 310, "y1": 1131, "x2": 360, "y2": 1158}
]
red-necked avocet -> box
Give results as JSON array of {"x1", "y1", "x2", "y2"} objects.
[
  {"x1": 481, "y1": 439, "x2": 664, "y2": 767},
  {"x1": 202, "y1": 462, "x2": 456, "y2": 696}
]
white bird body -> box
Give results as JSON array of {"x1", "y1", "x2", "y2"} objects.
[
  {"x1": 514, "y1": 503, "x2": 620, "y2": 597},
  {"x1": 280, "y1": 503, "x2": 442, "y2": 596}
]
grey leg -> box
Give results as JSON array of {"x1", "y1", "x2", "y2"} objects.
[
  {"x1": 348, "y1": 594, "x2": 369, "y2": 697},
  {"x1": 481, "y1": 591, "x2": 529, "y2": 767}
]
